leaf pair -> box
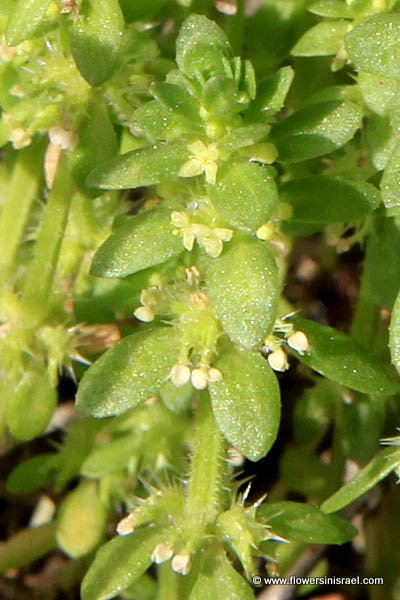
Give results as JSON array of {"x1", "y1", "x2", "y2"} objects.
[
  {"x1": 6, "y1": 371, "x2": 56, "y2": 441},
  {"x1": 7, "y1": 0, "x2": 124, "y2": 87},
  {"x1": 281, "y1": 176, "x2": 380, "y2": 232},
  {"x1": 92, "y1": 201, "x2": 280, "y2": 351},
  {"x1": 77, "y1": 327, "x2": 281, "y2": 462},
  {"x1": 82, "y1": 535, "x2": 253, "y2": 600},
  {"x1": 258, "y1": 501, "x2": 356, "y2": 545}
]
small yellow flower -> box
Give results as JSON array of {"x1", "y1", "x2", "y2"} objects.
[
  {"x1": 179, "y1": 140, "x2": 220, "y2": 185},
  {"x1": 196, "y1": 227, "x2": 233, "y2": 258},
  {"x1": 171, "y1": 212, "x2": 232, "y2": 258}
]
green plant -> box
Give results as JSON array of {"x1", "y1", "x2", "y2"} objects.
[{"x1": 1, "y1": 1, "x2": 400, "y2": 598}]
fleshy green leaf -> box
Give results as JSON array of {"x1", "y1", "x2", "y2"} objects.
[
  {"x1": 81, "y1": 436, "x2": 136, "y2": 477},
  {"x1": 292, "y1": 318, "x2": 396, "y2": 396},
  {"x1": 292, "y1": 21, "x2": 349, "y2": 57},
  {"x1": 309, "y1": 0, "x2": 352, "y2": 18},
  {"x1": 363, "y1": 216, "x2": 400, "y2": 310},
  {"x1": 281, "y1": 176, "x2": 380, "y2": 226},
  {"x1": 321, "y1": 448, "x2": 400, "y2": 513},
  {"x1": 6, "y1": 0, "x2": 52, "y2": 46},
  {"x1": 293, "y1": 380, "x2": 338, "y2": 447},
  {"x1": 390, "y1": 288, "x2": 400, "y2": 374},
  {"x1": 56, "y1": 481, "x2": 107, "y2": 558},
  {"x1": 190, "y1": 551, "x2": 254, "y2": 600},
  {"x1": 346, "y1": 14, "x2": 400, "y2": 79},
  {"x1": 71, "y1": 101, "x2": 118, "y2": 193},
  {"x1": 258, "y1": 501, "x2": 356, "y2": 544},
  {"x1": 209, "y1": 346, "x2": 280, "y2": 461},
  {"x1": 71, "y1": 0, "x2": 124, "y2": 86},
  {"x1": 280, "y1": 447, "x2": 332, "y2": 498},
  {"x1": 133, "y1": 101, "x2": 179, "y2": 142},
  {"x1": 151, "y1": 82, "x2": 201, "y2": 125},
  {"x1": 206, "y1": 235, "x2": 279, "y2": 349},
  {"x1": 6, "y1": 373, "x2": 56, "y2": 441},
  {"x1": 365, "y1": 114, "x2": 397, "y2": 171},
  {"x1": 358, "y1": 71, "x2": 400, "y2": 117},
  {"x1": 91, "y1": 204, "x2": 182, "y2": 278},
  {"x1": 382, "y1": 142, "x2": 400, "y2": 208},
  {"x1": 338, "y1": 393, "x2": 387, "y2": 465},
  {"x1": 76, "y1": 328, "x2": 178, "y2": 417},
  {"x1": 7, "y1": 454, "x2": 60, "y2": 495},
  {"x1": 81, "y1": 527, "x2": 164, "y2": 600},
  {"x1": 249, "y1": 66, "x2": 294, "y2": 118},
  {"x1": 88, "y1": 143, "x2": 188, "y2": 190},
  {"x1": 208, "y1": 162, "x2": 278, "y2": 232},
  {"x1": 219, "y1": 124, "x2": 270, "y2": 152},
  {"x1": 119, "y1": 0, "x2": 166, "y2": 21},
  {"x1": 176, "y1": 15, "x2": 231, "y2": 80},
  {"x1": 0, "y1": 524, "x2": 56, "y2": 573},
  {"x1": 272, "y1": 100, "x2": 362, "y2": 162},
  {"x1": 201, "y1": 76, "x2": 240, "y2": 117}
]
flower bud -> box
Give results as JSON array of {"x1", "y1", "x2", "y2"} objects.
[
  {"x1": 227, "y1": 447, "x2": 244, "y2": 467},
  {"x1": 191, "y1": 368, "x2": 209, "y2": 390},
  {"x1": 185, "y1": 265, "x2": 201, "y2": 285},
  {"x1": 134, "y1": 306, "x2": 155, "y2": 322},
  {"x1": 256, "y1": 223, "x2": 275, "y2": 241},
  {"x1": 171, "y1": 551, "x2": 192, "y2": 575},
  {"x1": 169, "y1": 364, "x2": 191, "y2": 388},
  {"x1": 275, "y1": 202, "x2": 293, "y2": 221},
  {"x1": 207, "y1": 367, "x2": 223, "y2": 383},
  {"x1": 287, "y1": 331, "x2": 309, "y2": 355},
  {"x1": 49, "y1": 126, "x2": 78, "y2": 151},
  {"x1": 9, "y1": 128, "x2": 31, "y2": 149},
  {"x1": 116, "y1": 514, "x2": 135, "y2": 536},
  {"x1": 151, "y1": 543, "x2": 174, "y2": 564},
  {"x1": 267, "y1": 348, "x2": 289, "y2": 372}
]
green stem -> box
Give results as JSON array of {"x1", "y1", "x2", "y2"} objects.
[
  {"x1": 351, "y1": 265, "x2": 380, "y2": 349},
  {"x1": 186, "y1": 393, "x2": 227, "y2": 523},
  {"x1": 224, "y1": 0, "x2": 245, "y2": 54},
  {"x1": 157, "y1": 562, "x2": 179, "y2": 600},
  {"x1": 329, "y1": 399, "x2": 346, "y2": 493},
  {"x1": 22, "y1": 154, "x2": 73, "y2": 325},
  {"x1": 0, "y1": 145, "x2": 42, "y2": 286}
]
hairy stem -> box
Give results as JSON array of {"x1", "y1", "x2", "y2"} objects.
[
  {"x1": 186, "y1": 393, "x2": 227, "y2": 523},
  {"x1": 0, "y1": 145, "x2": 42, "y2": 286},
  {"x1": 22, "y1": 154, "x2": 73, "y2": 325}
]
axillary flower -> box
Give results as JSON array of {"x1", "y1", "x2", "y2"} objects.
[
  {"x1": 179, "y1": 140, "x2": 220, "y2": 185},
  {"x1": 171, "y1": 211, "x2": 233, "y2": 258},
  {"x1": 134, "y1": 287, "x2": 161, "y2": 323}
]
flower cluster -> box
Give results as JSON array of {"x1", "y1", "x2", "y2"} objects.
[
  {"x1": 168, "y1": 363, "x2": 223, "y2": 390},
  {"x1": 171, "y1": 211, "x2": 233, "y2": 258},
  {"x1": 263, "y1": 323, "x2": 310, "y2": 373}
]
